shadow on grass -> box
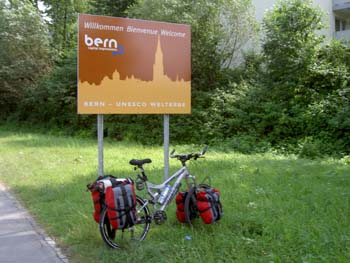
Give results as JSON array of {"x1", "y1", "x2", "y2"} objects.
[
  {"x1": 0, "y1": 134, "x2": 96, "y2": 148},
  {"x1": 2, "y1": 125, "x2": 350, "y2": 262}
]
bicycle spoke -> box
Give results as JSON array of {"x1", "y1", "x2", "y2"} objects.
[{"x1": 99, "y1": 196, "x2": 150, "y2": 248}]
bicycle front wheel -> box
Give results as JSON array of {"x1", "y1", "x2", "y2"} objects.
[
  {"x1": 99, "y1": 195, "x2": 151, "y2": 249},
  {"x1": 184, "y1": 184, "x2": 211, "y2": 225},
  {"x1": 184, "y1": 186, "x2": 198, "y2": 225}
]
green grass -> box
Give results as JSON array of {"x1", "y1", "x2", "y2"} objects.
[{"x1": 1, "y1": 124, "x2": 350, "y2": 262}]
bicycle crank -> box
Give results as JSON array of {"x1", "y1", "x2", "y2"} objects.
[{"x1": 154, "y1": 210, "x2": 167, "y2": 225}]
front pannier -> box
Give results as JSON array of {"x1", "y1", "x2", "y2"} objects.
[
  {"x1": 105, "y1": 180, "x2": 137, "y2": 230},
  {"x1": 175, "y1": 192, "x2": 187, "y2": 223},
  {"x1": 176, "y1": 190, "x2": 198, "y2": 223},
  {"x1": 196, "y1": 188, "x2": 223, "y2": 224}
]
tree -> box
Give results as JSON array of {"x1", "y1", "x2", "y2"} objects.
[
  {"x1": 0, "y1": 0, "x2": 51, "y2": 117},
  {"x1": 253, "y1": 0, "x2": 326, "y2": 141},
  {"x1": 223, "y1": 0, "x2": 350, "y2": 155},
  {"x1": 41, "y1": 0, "x2": 88, "y2": 55},
  {"x1": 89, "y1": 0, "x2": 136, "y2": 17},
  {"x1": 220, "y1": 0, "x2": 259, "y2": 67},
  {"x1": 262, "y1": 0, "x2": 324, "y2": 84}
]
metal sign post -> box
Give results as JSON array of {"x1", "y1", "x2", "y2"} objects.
[
  {"x1": 164, "y1": 114, "x2": 170, "y2": 179},
  {"x1": 97, "y1": 114, "x2": 104, "y2": 177}
]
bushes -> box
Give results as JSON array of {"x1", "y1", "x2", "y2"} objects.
[
  {"x1": 240, "y1": 1, "x2": 350, "y2": 157},
  {"x1": 0, "y1": 0, "x2": 51, "y2": 117},
  {"x1": 199, "y1": 1, "x2": 350, "y2": 157},
  {"x1": 3, "y1": 0, "x2": 350, "y2": 158},
  {"x1": 18, "y1": 51, "x2": 78, "y2": 126}
]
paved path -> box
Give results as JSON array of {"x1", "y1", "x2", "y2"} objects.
[{"x1": 0, "y1": 183, "x2": 68, "y2": 263}]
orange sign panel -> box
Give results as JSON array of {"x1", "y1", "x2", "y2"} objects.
[{"x1": 78, "y1": 14, "x2": 191, "y2": 114}]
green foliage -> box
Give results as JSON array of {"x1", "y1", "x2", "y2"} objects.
[
  {"x1": 0, "y1": 0, "x2": 51, "y2": 117},
  {"x1": 17, "y1": 50, "x2": 97, "y2": 135},
  {"x1": 297, "y1": 137, "x2": 324, "y2": 159},
  {"x1": 220, "y1": 0, "x2": 259, "y2": 67},
  {"x1": 258, "y1": 0, "x2": 325, "y2": 132},
  {"x1": 3, "y1": 0, "x2": 350, "y2": 157},
  {"x1": 205, "y1": 0, "x2": 350, "y2": 157},
  {"x1": 41, "y1": 0, "x2": 88, "y2": 55},
  {"x1": 262, "y1": 0, "x2": 324, "y2": 82},
  {"x1": 89, "y1": 0, "x2": 136, "y2": 17},
  {"x1": 299, "y1": 41, "x2": 350, "y2": 156},
  {"x1": 243, "y1": 0, "x2": 349, "y2": 156},
  {"x1": 104, "y1": 115, "x2": 163, "y2": 143}
]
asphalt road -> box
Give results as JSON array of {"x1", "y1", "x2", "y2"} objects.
[{"x1": 0, "y1": 183, "x2": 68, "y2": 263}]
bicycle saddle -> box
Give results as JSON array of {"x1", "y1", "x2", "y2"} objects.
[{"x1": 129, "y1": 159, "x2": 152, "y2": 166}]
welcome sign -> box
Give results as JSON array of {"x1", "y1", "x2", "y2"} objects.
[{"x1": 78, "y1": 14, "x2": 191, "y2": 114}]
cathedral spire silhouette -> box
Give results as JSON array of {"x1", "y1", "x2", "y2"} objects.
[{"x1": 153, "y1": 36, "x2": 164, "y2": 81}]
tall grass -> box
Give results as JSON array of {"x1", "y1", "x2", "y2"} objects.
[{"x1": 0, "y1": 125, "x2": 349, "y2": 262}]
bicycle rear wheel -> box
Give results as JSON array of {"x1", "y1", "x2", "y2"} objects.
[{"x1": 99, "y1": 195, "x2": 151, "y2": 248}]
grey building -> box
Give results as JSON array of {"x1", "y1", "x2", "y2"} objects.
[{"x1": 252, "y1": 0, "x2": 350, "y2": 42}]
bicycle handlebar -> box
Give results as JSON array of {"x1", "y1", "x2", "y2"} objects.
[{"x1": 170, "y1": 145, "x2": 208, "y2": 164}]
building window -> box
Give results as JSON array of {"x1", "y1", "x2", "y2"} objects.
[{"x1": 335, "y1": 19, "x2": 348, "y2": 31}]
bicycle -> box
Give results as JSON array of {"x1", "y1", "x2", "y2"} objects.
[{"x1": 97, "y1": 146, "x2": 209, "y2": 248}]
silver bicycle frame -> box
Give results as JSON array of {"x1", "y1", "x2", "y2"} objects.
[{"x1": 144, "y1": 166, "x2": 193, "y2": 211}]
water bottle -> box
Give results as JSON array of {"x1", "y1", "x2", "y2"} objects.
[{"x1": 158, "y1": 185, "x2": 172, "y2": 205}]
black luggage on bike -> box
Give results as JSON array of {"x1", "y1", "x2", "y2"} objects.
[
  {"x1": 105, "y1": 179, "x2": 137, "y2": 230},
  {"x1": 196, "y1": 187, "x2": 223, "y2": 224},
  {"x1": 175, "y1": 185, "x2": 223, "y2": 224},
  {"x1": 88, "y1": 176, "x2": 137, "y2": 229}
]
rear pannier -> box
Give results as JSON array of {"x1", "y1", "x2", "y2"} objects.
[
  {"x1": 105, "y1": 179, "x2": 137, "y2": 230},
  {"x1": 91, "y1": 189, "x2": 102, "y2": 223},
  {"x1": 88, "y1": 176, "x2": 137, "y2": 229},
  {"x1": 87, "y1": 179, "x2": 105, "y2": 224},
  {"x1": 196, "y1": 188, "x2": 223, "y2": 224}
]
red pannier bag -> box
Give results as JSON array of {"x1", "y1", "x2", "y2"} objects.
[
  {"x1": 88, "y1": 176, "x2": 115, "y2": 224},
  {"x1": 196, "y1": 188, "x2": 223, "y2": 224},
  {"x1": 176, "y1": 190, "x2": 198, "y2": 223},
  {"x1": 87, "y1": 180, "x2": 103, "y2": 223},
  {"x1": 175, "y1": 192, "x2": 187, "y2": 223},
  {"x1": 105, "y1": 179, "x2": 137, "y2": 230},
  {"x1": 91, "y1": 190, "x2": 102, "y2": 223}
]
